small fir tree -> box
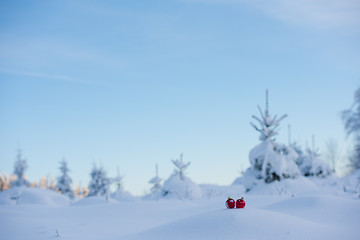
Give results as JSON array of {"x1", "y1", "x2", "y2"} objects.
[
  {"x1": 171, "y1": 153, "x2": 190, "y2": 180},
  {"x1": 11, "y1": 149, "x2": 30, "y2": 187},
  {"x1": 88, "y1": 164, "x2": 110, "y2": 197},
  {"x1": 149, "y1": 164, "x2": 162, "y2": 194},
  {"x1": 244, "y1": 90, "x2": 300, "y2": 190},
  {"x1": 160, "y1": 154, "x2": 202, "y2": 199},
  {"x1": 250, "y1": 89, "x2": 287, "y2": 142},
  {"x1": 56, "y1": 159, "x2": 74, "y2": 199},
  {"x1": 113, "y1": 167, "x2": 124, "y2": 192}
]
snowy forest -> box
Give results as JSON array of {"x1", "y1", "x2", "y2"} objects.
[{"x1": 1, "y1": 88, "x2": 360, "y2": 199}]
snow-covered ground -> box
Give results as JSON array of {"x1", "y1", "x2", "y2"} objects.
[{"x1": 1, "y1": 178, "x2": 359, "y2": 240}]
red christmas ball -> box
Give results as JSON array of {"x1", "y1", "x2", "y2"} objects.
[
  {"x1": 236, "y1": 197, "x2": 245, "y2": 208},
  {"x1": 225, "y1": 197, "x2": 235, "y2": 209}
]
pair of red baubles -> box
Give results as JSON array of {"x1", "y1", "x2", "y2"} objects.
[{"x1": 225, "y1": 197, "x2": 245, "y2": 209}]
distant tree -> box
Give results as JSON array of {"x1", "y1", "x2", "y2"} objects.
[
  {"x1": 324, "y1": 138, "x2": 339, "y2": 173},
  {"x1": 11, "y1": 149, "x2": 30, "y2": 187},
  {"x1": 149, "y1": 164, "x2": 162, "y2": 194},
  {"x1": 0, "y1": 173, "x2": 10, "y2": 191},
  {"x1": 171, "y1": 153, "x2": 190, "y2": 180},
  {"x1": 342, "y1": 86, "x2": 360, "y2": 172},
  {"x1": 56, "y1": 159, "x2": 74, "y2": 199},
  {"x1": 0, "y1": 174, "x2": 4, "y2": 191},
  {"x1": 39, "y1": 176, "x2": 48, "y2": 189},
  {"x1": 88, "y1": 164, "x2": 110, "y2": 197},
  {"x1": 113, "y1": 167, "x2": 124, "y2": 192},
  {"x1": 48, "y1": 175, "x2": 56, "y2": 190},
  {"x1": 30, "y1": 181, "x2": 37, "y2": 188},
  {"x1": 74, "y1": 183, "x2": 82, "y2": 198},
  {"x1": 82, "y1": 186, "x2": 89, "y2": 197}
]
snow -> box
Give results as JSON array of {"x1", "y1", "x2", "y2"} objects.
[
  {"x1": 72, "y1": 196, "x2": 119, "y2": 206},
  {"x1": 161, "y1": 173, "x2": 202, "y2": 199},
  {"x1": 0, "y1": 187, "x2": 69, "y2": 206},
  {"x1": 1, "y1": 179, "x2": 360, "y2": 240},
  {"x1": 244, "y1": 141, "x2": 300, "y2": 190}
]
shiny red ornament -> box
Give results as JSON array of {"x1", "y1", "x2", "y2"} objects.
[
  {"x1": 225, "y1": 197, "x2": 235, "y2": 209},
  {"x1": 236, "y1": 197, "x2": 245, "y2": 208}
]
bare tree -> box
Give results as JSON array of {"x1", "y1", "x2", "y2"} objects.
[
  {"x1": 324, "y1": 138, "x2": 339, "y2": 173},
  {"x1": 342, "y1": 86, "x2": 360, "y2": 172}
]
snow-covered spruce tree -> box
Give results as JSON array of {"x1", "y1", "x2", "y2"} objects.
[
  {"x1": 11, "y1": 149, "x2": 30, "y2": 187},
  {"x1": 110, "y1": 167, "x2": 133, "y2": 201},
  {"x1": 243, "y1": 90, "x2": 300, "y2": 191},
  {"x1": 148, "y1": 164, "x2": 162, "y2": 197},
  {"x1": 161, "y1": 154, "x2": 202, "y2": 199},
  {"x1": 88, "y1": 164, "x2": 110, "y2": 197},
  {"x1": 342, "y1": 86, "x2": 360, "y2": 172},
  {"x1": 56, "y1": 159, "x2": 74, "y2": 199},
  {"x1": 293, "y1": 140, "x2": 332, "y2": 178}
]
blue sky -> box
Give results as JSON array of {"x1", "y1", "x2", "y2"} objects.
[{"x1": 1, "y1": 0, "x2": 359, "y2": 195}]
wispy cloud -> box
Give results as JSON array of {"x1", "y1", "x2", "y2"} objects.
[
  {"x1": 187, "y1": 0, "x2": 360, "y2": 29},
  {"x1": 0, "y1": 35, "x2": 123, "y2": 68},
  {"x1": 0, "y1": 68, "x2": 103, "y2": 86}
]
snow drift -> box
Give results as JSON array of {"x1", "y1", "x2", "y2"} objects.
[{"x1": 0, "y1": 187, "x2": 69, "y2": 206}]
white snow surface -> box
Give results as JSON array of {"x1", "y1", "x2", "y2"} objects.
[
  {"x1": 0, "y1": 187, "x2": 69, "y2": 206},
  {"x1": 161, "y1": 173, "x2": 202, "y2": 199},
  {"x1": 1, "y1": 179, "x2": 360, "y2": 240}
]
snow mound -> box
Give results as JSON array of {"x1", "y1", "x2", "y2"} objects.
[
  {"x1": 200, "y1": 184, "x2": 245, "y2": 199},
  {"x1": 232, "y1": 176, "x2": 243, "y2": 185},
  {"x1": 111, "y1": 189, "x2": 134, "y2": 201},
  {"x1": 297, "y1": 154, "x2": 333, "y2": 178},
  {"x1": 244, "y1": 141, "x2": 300, "y2": 191},
  {"x1": 0, "y1": 187, "x2": 70, "y2": 206},
  {"x1": 161, "y1": 174, "x2": 202, "y2": 200},
  {"x1": 122, "y1": 204, "x2": 343, "y2": 240},
  {"x1": 246, "y1": 177, "x2": 320, "y2": 196},
  {"x1": 262, "y1": 194, "x2": 360, "y2": 227},
  {"x1": 72, "y1": 196, "x2": 118, "y2": 206},
  {"x1": 342, "y1": 169, "x2": 360, "y2": 194}
]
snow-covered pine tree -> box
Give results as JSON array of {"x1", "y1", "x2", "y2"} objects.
[
  {"x1": 110, "y1": 167, "x2": 133, "y2": 201},
  {"x1": 342, "y1": 86, "x2": 360, "y2": 171},
  {"x1": 149, "y1": 164, "x2": 162, "y2": 194},
  {"x1": 88, "y1": 164, "x2": 110, "y2": 197},
  {"x1": 56, "y1": 159, "x2": 74, "y2": 199},
  {"x1": 293, "y1": 139, "x2": 332, "y2": 178},
  {"x1": 11, "y1": 149, "x2": 30, "y2": 187},
  {"x1": 244, "y1": 90, "x2": 300, "y2": 191},
  {"x1": 161, "y1": 154, "x2": 202, "y2": 199},
  {"x1": 113, "y1": 167, "x2": 124, "y2": 191},
  {"x1": 171, "y1": 153, "x2": 190, "y2": 180}
]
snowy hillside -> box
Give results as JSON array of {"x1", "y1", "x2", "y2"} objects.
[{"x1": 1, "y1": 180, "x2": 359, "y2": 240}]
